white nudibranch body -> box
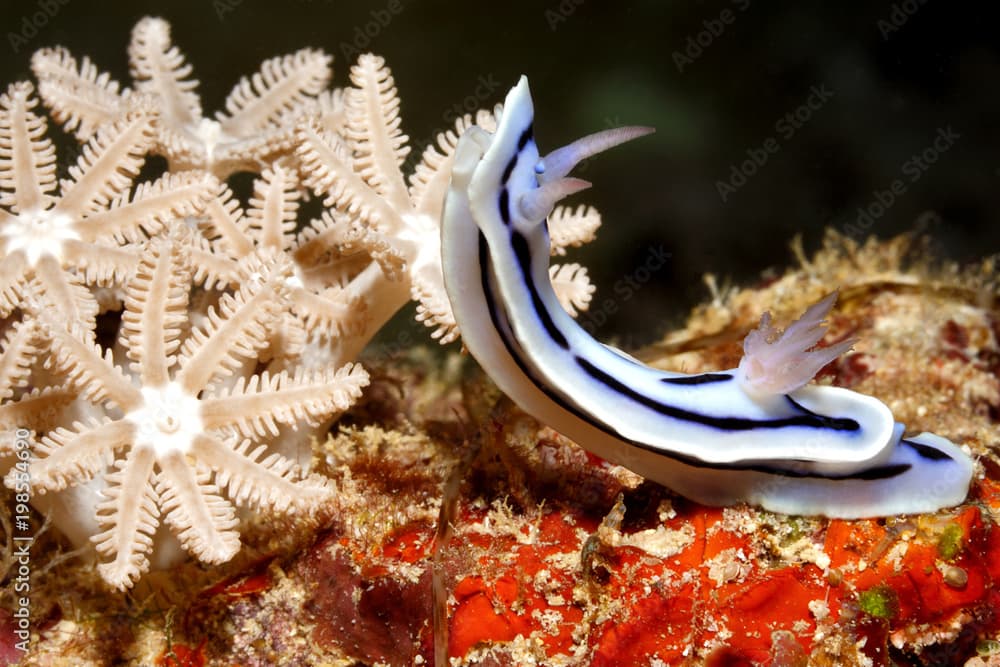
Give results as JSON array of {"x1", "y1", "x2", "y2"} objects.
[{"x1": 441, "y1": 76, "x2": 974, "y2": 518}]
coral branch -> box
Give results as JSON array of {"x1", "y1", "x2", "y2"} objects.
[
  {"x1": 176, "y1": 251, "x2": 290, "y2": 393},
  {"x1": 93, "y1": 446, "x2": 160, "y2": 590},
  {"x1": 31, "y1": 46, "x2": 127, "y2": 140},
  {"x1": 121, "y1": 233, "x2": 192, "y2": 385},
  {"x1": 220, "y1": 49, "x2": 332, "y2": 137},
  {"x1": 157, "y1": 444, "x2": 241, "y2": 564},
  {"x1": 191, "y1": 435, "x2": 332, "y2": 512},
  {"x1": 200, "y1": 364, "x2": 368, "y2": 438},
  {"x1": 29, "y1": 419, "x2": 136, "y2": 492},
  {"x1": 549, "y1": 263, "x2": 595, "y2": 317},
  {"x1": 0, "y1": 319, "x2": 41, "y2": 399},
  {"x1": 55, "y1": 102, "x2": 156, "y2": 217},
  {"x1": 0, "y1": 82, "x2": 57, "y2": 213},
  {"x1": 345, "y1": 54, "x2": 410, "y2": 210}
]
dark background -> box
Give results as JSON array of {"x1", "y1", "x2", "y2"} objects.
[{"x1": 2, "y1": 0, "x2": 997, "y2": 347}]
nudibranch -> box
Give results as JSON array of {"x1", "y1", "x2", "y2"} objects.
[{"x1": 441, "y1": 77, "x2": 974, "y2": 518}]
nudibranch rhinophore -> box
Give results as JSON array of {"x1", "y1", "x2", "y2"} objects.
[{"x1": 441, "y1": 76, "x2": 974, "y2": 518}]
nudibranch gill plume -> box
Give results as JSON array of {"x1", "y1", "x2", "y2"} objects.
[{"x1": 441, "y1": 76, "x2": 974, "y2": 518}]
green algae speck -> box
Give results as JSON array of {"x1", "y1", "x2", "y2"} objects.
[
  {"x1": 938, "y1": 523, "x2": 964, "y2": 560},
  {"x1": 858, "y1": 585, "x2": 898, "y2": 619}
]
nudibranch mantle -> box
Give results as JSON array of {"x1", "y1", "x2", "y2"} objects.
[{"x1": 441, "y1": 76, "x2": 974, "y2": 518}]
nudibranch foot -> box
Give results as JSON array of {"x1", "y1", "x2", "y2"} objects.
[
  {"x1": 620, "y1": 431, "x2": 974, "y2": 519},
  {"x1": 441, "y1": 75, "x2": 974, "y2": 518}
]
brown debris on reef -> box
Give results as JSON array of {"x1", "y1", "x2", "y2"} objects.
[{"x1": 3, "y1": 230, "x2": 999, "y2": 666}]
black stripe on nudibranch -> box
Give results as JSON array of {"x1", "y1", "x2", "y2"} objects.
[
  {"x1": 850, "y1": 463, "x2": 913, "y2": 480},
  {"x1": 501, "y1": 154, "x2": 517, "y2": 183},
  {"x1": 479, "y1": 235, "x2": 910, "y2": 481},
  {"x1": 478, "y1": 231, "x2": 615, "y2": 433},
  {"x1": 479, "y1": 233, "x2": 503, "y2": 331},
  {"x1": 510, "y1": 230, "x2": 568, "y2": 349},
  {"x1": 783, "y1": 396, "x2": 860, "y2": 431},
  {"x1": 661, "y1": 373, "x2": 732, "y2": 385},
  {"x1": 904, "y1": 439, "x2": 954, "y2": 461},
  {"x1": 576, "y1": 355, "x2": 859, "y2": 432},
  {"x1": 764, "y1": 461, "x2": 912, "y2": 480},
  {"x1": 517, "y1": 125, "x2": 533, "y2": 150},
  {"x1": 498, "y1": 188, "x2": 510, "y2": 225}
]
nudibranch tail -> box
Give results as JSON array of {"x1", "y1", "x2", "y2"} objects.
[{"x1": 441, "y1": 75, "x2": 974, "y2": 518}]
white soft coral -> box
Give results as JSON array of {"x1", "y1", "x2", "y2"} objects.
[
  {"x1": 13, "y1": 231, "x2": 368, "y2": 590},
  {"x1": 31, "y1": 16, "x2": 332, "y2": 178},
  {"x1": 0, "y1": 81, "x2": 217, "y2": 328},
  {"x1": 737, "y1": 291, "x2": 855, "y2": 395}
]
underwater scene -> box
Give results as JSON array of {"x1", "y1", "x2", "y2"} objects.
[{"x1": 0, "y1": 1, "x2": 998, "y2": 665}]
